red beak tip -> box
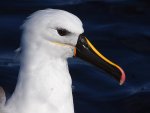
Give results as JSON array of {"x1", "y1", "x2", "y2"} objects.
[{"x1": 119, "y1": 72, "x2": 126, "y2": 85}]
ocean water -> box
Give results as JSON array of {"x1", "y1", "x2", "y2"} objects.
[{"x1": 0, "y1": 1, "x2": 150, "y2": 113}]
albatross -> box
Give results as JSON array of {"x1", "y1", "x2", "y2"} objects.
[{"x1": 0, "y1": 9, "x2": 125, "y2": 113}]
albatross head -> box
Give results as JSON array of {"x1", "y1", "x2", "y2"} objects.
[
  {"x1": 22, "y1": 9, "x2": 83, "y2": 58},
  {"x1": 22, "y1": 9, "x2": 125, "y2": 85}
]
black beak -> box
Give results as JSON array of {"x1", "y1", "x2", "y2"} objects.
[{"x1": 74, "y1": 34, "x2": 125, "y2": 85}]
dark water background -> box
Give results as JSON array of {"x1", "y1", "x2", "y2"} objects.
[{"x1": 0, "y1": 0, "x2": 150, "y2": 113}]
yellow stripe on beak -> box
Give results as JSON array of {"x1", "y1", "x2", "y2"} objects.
[{"x1": 85, "y1": 38, "x2": 125, "y2": 85}]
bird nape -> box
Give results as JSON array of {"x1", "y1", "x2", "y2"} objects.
[{"x1": 0, "y1": 9, "x2": 126, "y2": 113}]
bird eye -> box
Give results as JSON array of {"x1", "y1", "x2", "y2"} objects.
[{"x1": 57, "y1": 28, "x2": 70, "y2": 36}]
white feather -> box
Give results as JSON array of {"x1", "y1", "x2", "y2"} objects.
[{"x1": 2, "y1": 8, "x2": 84, "y2": 113}]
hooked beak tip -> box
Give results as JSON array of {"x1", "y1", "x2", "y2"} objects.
[{"x1": 119, "y1": 68, "x2": 126, "y2": 85}]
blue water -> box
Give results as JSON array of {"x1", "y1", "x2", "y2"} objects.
[{"x1": 0, "y1": 1, "x2": 150, "y2": 113}]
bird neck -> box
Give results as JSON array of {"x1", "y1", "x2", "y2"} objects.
[{"x1": 6, "y1": 48, "x2": 74, "y2": 113}]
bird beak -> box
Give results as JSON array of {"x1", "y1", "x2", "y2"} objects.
[{"x1": 74, "y1": 34, "x2": 126, "y2": 85}]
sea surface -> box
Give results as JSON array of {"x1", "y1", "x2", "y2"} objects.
[{"x1": 0, "y1": 0, "x2": 150, "y2": 113}]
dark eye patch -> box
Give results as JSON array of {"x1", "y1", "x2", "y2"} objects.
[{"x1": 57, "y1": 28, "x2": 70, "y2": 36}]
